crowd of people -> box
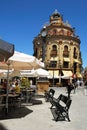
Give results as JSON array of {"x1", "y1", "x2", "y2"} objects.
[{"x1": 0, "y1": 78, "x2": 21, "y2": 94}]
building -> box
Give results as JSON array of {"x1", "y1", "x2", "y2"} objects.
[{"x1": 33, "y1": 10, "x2": 82, "y2": 86}]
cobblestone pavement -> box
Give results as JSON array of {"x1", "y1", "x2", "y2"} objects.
[{"x1": 0, "y1": 86, "x2": 87, "y2": 130}]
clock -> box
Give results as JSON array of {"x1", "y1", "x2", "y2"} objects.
[{"x1": 41, "y1": 31, "x2": 47, "y2": 37}]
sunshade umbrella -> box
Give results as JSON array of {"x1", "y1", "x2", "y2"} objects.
[
  {"x1": 0, "y1": 51, "x2": 44, "y2": 114},
  {"x1": 17, "y1": 68, "x2": 50, "y2": 77},
  {"x1": 20, "y1": 69, "x2": 36, "y2": 77},
  {"x1": 9, "y1": 70, "x2": 21, "y2": 77},
  {"x1": 35, "y1": 68, "x2": 50, "y2": 77},
  {"x1": 0, "y1": 51, "x2": 44, "y2": 70},
  {"x1": 0, "y1": 69, "x2": 12, "y2": 78}
]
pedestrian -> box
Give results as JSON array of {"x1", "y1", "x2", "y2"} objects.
[
  {"x1": 77, "y1": 79, "x2": 80, "y2": 88},
  {"x1": 84, "y1": 81, "x2": 87, "y2": 96},
  {"x1": 66, "y1": 80, "x2": 74, "y2": 98}
]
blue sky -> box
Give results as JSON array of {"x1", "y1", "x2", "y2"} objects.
[{"x1": 0, "y1": 0, "x2": 87, "y2": 68}]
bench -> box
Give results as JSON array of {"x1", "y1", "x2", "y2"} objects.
[{"x1": 50, "y1": 94, "x2": 72, "y2": 122}]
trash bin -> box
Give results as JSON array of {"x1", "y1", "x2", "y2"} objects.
[{"x1": 36, "y1": 77, "x2": 49, "y2": 94}]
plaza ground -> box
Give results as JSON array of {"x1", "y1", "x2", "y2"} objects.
[{"x1": 0, "y1": 86, "x2": 87, "y2": 130}]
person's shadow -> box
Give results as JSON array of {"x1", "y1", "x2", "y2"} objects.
[{"x1": 0, "y1": 123, "x2": 8, "y2": 130}]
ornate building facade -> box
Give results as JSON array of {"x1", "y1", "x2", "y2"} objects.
[{"x1": 33, "y1": 10, "x2": 82, "y2": 86}]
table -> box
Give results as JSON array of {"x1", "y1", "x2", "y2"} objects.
[
  {"x1": 0, "y1": 93, "x2": 20, "y2": 114},
  {"x1": 0, "y1": 93, "x2": 19, "y2": 97},
  {"x1": 21, "y1": 89, "x2": 35, "y2": 103}
]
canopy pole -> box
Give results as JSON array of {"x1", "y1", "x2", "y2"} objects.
[{"x1": 5, "y1": 61, "x2": 10, "y2": 114}]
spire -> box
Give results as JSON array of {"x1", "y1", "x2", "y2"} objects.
[{"x1": 54, "y1": 9, "x2": 60, "y2": 15}]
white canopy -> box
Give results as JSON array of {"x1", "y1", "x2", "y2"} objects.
[
  {"x1": 14, "y1": 68, "x2": 50, "y2": 77},
  {"x1": 0, "y1": 51, "x2": 44, "y2": 70},
  {"x1": 35, "y1": 68, "x2": 50, "y2": 77}
]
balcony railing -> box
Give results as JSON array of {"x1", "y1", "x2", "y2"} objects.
[
  {"x1": 50, "y1": 50, "x2": 57, "y2": 57},
  {"x1": 63, "y1": 51, "x2": 69, "y2": 57}
]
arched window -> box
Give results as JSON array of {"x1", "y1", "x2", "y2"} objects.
[
  {"x1": 52, "y1": 45, "x2": 57, "y2": 51},
  {"x1": 64, "y1": 45, "x2": 68, "y2": 51},
  {"x1": 53, "y1": 29, "x2": 57, "y2": 35},
  {"x1": 73, "y1": 47, "x2": 77, "y2": 58},
  {"x1": 50, "y1": 45, "x2": 57, "y2": 57},
  {"x1": 63, "y1": 45, "x2": 69, "y2": 57}
]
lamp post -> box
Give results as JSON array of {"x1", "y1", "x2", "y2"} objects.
[
  {"x1": 59, "y1": 60, "x2": 62, "y2": 84},
  {"x1": 52, "y1": 57, "x2": 56, "y2": 87},
  {"x1": 41, "y1": 27, "x2": 47, "y2": 62},
  {"x1": 52, "y1": 63, "x2": 55, "y2": 87}
]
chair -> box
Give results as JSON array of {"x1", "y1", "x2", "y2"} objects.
[
  {"x1": 16, "y1": 93, "x2": 25, "y2": 107},
  {"x1": 0, "y1": 96, "x2": 5, "y2": 111},
  {"x1": 50, "y1": 94, "x2": 72, "y2": 121}
]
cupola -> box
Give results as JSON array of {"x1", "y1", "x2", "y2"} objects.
[{"x1": 50, "y1": 9, "x2": 63, "y2": 25}]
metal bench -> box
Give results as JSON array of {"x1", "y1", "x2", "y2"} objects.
[{"x1": 50, "y1": 94, "x2": 72, "y2": 122}]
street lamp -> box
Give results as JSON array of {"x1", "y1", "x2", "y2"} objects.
[
  {"x1": 52, "y1": 63, "x2": 55, "y2": 87},
  {"x1": 52, "y1": 57, "x2": 56, "y2": 87},
  {"x1": 41, "y1": 27, "x2": 47, "y2": 62},
  {"x1": 58, "y1": 60, "x2": 62, "y2": 84}
]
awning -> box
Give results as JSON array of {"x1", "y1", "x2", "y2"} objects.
[
  {"x1": 74, "y1": 59, "x2": 80, "y2": 63},
  {"x1": 63, "y1": 58, "x2": 70, "y2": 62},
  {"x1": 48, "y1": 70, "x2": 59, "y2": 78},
  {"x1": 50, "y1": 57, "x2": 58, "y2": 61},
  {"x1": 76, "y1": 73, "x2": 82, "y2": 78},
  {"x1": 62, "y1": 70, "x2": 72, "y2": 77}
]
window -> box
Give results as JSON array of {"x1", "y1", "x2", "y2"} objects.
[
  {"x1": 63, "y1": 61, "x2": 69, "y2": 68},
  {"x1": 49, "y1": 61, "x2": 57, "y2": 68},
  {"x1": 63, "y1": 45, "x2": 69, "y2": 57},
  {"x1": 73, "y1": 47, "x2": 77, "y2": 59},
  {"x1": 50, "y1": 45, "x2": 57, "y2": 57},
  {"x1": 64, "y1": 45, "x2": 68, "y2": 51},
  {"x1": 52, "y1": 45, "x2": 57, "y2": 51},
  {"x1": 53, "y1": 29, "x2": 57, "y2": 35}
]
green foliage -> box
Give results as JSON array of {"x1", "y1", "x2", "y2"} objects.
[{"x1": 21, "y1": 77, "x2": 30, "y2": 87}]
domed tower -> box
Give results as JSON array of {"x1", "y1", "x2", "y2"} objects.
[{"x1": 33, "y1": 10, "x2": 82, "y2": 86}]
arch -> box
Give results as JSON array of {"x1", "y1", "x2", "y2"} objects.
[
  {"x1": 50, "y1": 45, "x2": 57, "y2": 57},
  {"x1": 73, "y1": 47, "x2": 77, "y2": 58},
  {"x1": 64, "y1": 45, "x2": 68, "y2": 52},
  {"x1": 52, "y1": 45, "x2": 57, "y2": 51},
  {"x1": 63, "y1": 45, "x2": 69, "y2": 57}
]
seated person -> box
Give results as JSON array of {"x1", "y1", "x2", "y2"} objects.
[
  {"x1": 10, "y1": 82, "x2": 20, "y2": 94},
  {"x1": 14, "y1": 82, "x2": 20, "y2": 94},
  {"x1": 2, "y1": 79, "x2": 7, "y2": 94}
]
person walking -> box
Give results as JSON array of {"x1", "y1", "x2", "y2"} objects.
[
  {"x1": 66, "y1": 80, "x2": 74, "y2": 98},
  {"x1": 84, "y1": 81, "x2": 87, "y2": 96}
]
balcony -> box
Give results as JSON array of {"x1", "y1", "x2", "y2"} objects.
[
  {"x1": 50, "y1": 50, "x2": 57, "y2": 57},
  {"x1": 63, "y1": 51, "x2": 69, "y2": 57}
]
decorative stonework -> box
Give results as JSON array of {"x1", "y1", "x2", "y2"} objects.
[{"x1": 33, "y1": 10, "x2": 82, "y2": 82}]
